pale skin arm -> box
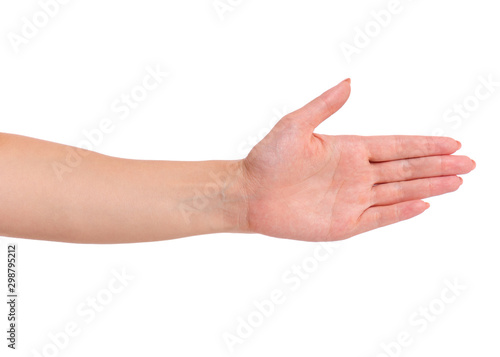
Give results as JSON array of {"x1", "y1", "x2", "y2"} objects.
[{"x1": 0, "y1": 79, "x2": 475, "y2": 243}]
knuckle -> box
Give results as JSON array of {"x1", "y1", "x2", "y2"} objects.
[
  {"x1": 395, "y1": 182, "x2": 405, "y2": 201},
  {"x1": 280, "y1": 114, "x2": 307, "y2": 133},
  {"x1": 439, "y1": 155, "x2": 446, "y2": 173},
  {"x1": 317, "y1": 96, "x2": 332, "y2": 114},
  {"x1": 424, "y1": 137, "x2": 434, "y2": 155},
  {"x1": 394, "y1": 204, "x2": 401, "y2": 222},
  {"x1": 425, "y1": 178, "x2": 433, "y2": 196},
  {"x1": 394, "y1": 136, "x2": 403, "y2": 156},
  {"x1": 399, "y1": 160, "x2": 413, "y2": 178}
]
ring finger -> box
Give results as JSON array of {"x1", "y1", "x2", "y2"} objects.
[{"x1": 371, "y1": 176, "x2": 463, "y2": 206}]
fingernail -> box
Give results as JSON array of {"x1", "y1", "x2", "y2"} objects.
[
  {"x1": 344, "y1": 78, "x2": 351, "y2": 84},
  {"x1": 471, "y1": 159, "x2": 476, "y2": 169},
  {"x1": 456, "y1": 140, "x2": 462, "y2": 149},
  {"x1": 424, "y1": 202, "x2": 430, "y2": 209},
  {"x1": 459, "y1": 176, "x2": 463, "y2": 184}
]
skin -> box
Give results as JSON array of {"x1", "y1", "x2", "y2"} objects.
[
  {"x1": 243, "y1": 79, "x2": 475, "y2": 241},
  {"x1": 0, "y1": 79, "x2": 475, "y2": 244}
]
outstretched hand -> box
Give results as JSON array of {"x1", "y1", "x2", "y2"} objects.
[{"x1": 241, "y1": 79, "x2": 475, "y2": 241}]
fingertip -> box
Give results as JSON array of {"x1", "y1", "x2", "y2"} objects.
[
  {"x1": 434, "y1": 136, "x2": 461, "y2": 155},
  {"x1": 403, "y1": 200, "x2": 430, "y2": 219},
  {"x1": 464, "y1": 158, "x2": 476, "y2": 173},
  {"x1": 448, "y1": 137, "x2": 461, "y2": 153}
]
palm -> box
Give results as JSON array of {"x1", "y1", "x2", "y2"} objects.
[{"x1": 241, "y1": 80, "x2": 475, "y2": 242}]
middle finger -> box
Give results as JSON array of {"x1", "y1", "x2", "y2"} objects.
[{"x1": 372, "y1": 155, "x2": 475, "y2": 183}]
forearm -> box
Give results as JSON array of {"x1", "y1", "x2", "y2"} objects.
[{"x1": 0, "y1": 133, "x2": 249, "y2": 243}]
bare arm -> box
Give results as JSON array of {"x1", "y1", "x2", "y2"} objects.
[
  {"x1": 0, "y1": 79, "x2": 475, "y2": 244},
  {"x1": 0, "y1": 133, "x2": 248, "y2": 243}
]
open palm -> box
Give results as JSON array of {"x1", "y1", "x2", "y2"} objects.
[{"x1": 241, "y1": 79, "x2": 475, "y2": 241}]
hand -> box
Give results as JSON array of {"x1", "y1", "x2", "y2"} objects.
[{"x1": 240, "y1": 79, "x2": 475, "y2": 241}]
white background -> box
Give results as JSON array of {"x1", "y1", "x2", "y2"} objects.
[{"x1": 1, "y1": 0, "x2": 499, "y2": 356}]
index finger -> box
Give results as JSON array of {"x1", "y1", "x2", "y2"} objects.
[{"x1": 365, "y1": 135, "x2": 461, "y2": 162}]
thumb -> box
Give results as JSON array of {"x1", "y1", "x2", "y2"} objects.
[{"x1": 289, "y1": 79, "x2": 351, "y2": 132}]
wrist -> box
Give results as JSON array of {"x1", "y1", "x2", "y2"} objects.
[{"x1": 217, "y1": 160, "x2": 252, "y2": 234}]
